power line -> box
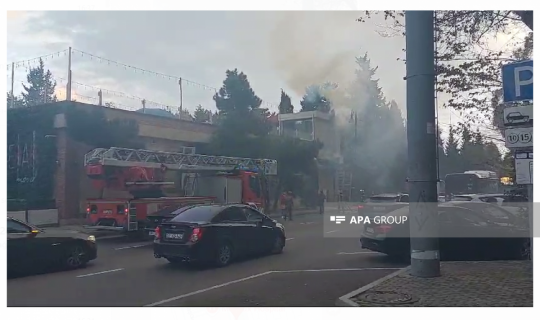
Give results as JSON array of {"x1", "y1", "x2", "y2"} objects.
[
  {"x1": 7, "y1": 47, "x2": 279, "y2": 109},
  {"x1": 6, "y1": 49, "x2": 68, "y2": 70},
  {"x1": 53, "y1": 76, "x2": 176, "y2": 111}
]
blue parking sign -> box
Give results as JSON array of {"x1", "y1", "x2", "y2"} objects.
[{"x1": 502, "y1": 60, "x2": 533, "y2": 102}]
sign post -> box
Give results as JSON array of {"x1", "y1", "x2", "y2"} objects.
[{"x1": 501, "y1": 59, "x2": 533, "y2": 259}]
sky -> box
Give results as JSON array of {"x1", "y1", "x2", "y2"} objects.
[{"x1": 6, "y1": 11, "x2": 527, "y2": 142}]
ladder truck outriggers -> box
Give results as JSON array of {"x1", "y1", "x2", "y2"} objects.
[{"x1": 83, "y1": 146, "x2": 277, "y2": 236}]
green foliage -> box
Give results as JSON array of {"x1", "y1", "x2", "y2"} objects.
[
  {"x1": 358, "y1": 11, "x2": 533, "y2": 119},
  {"x1": 193, "y1": 105, "x2": 212, "y2": 123},
  {"x1": 20, "y1": 58, "x2": 58, "y2": 107},
  {"x1": 7, "y1": 92, "x2": 24, "y2": 108},
  {"x1": 212, "y1": 69, "x2": 271, "y2": 138},
  {"x1": 439, "y1": 123, "x2": 504, "y2": 178},
  {"x1": 341, "y1": 53, "x2": 407, "y2": 194},
  {"x1": 300, "y1": 84, "x2": 332, "y2": 113},
  {"x1": 278, "y1": 90, "x2": 294, "y2": 114}
]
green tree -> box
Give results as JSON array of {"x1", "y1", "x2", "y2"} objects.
[
  {"x1": 21, "y1": 58, "x2": 57, "y2": 107},
  {"x1": 193, "y1": 105, "x2": 212, "y2": 123},
  {"x1": 7, "y1": 92, "x2": 24, "y2": 108},
  {"x1": 444, "y1": 125, "x2": 461, "y2": 174},
  {"x1": 343, "y1": 53, "x2": 407, "y2": 193},
  {"x1": 300, "y1": 85, "x2": 331, "y2": 113},
  {"x1": 359, "y1": 11, "x2": 533, "y2": 117},
  {"x1": 278, "y1": 90, "x2": 294, "y2": 114}
]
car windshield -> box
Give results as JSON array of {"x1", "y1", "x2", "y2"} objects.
[{"x1": 169, "y1": 205, "x2": 220, "y2": 223}]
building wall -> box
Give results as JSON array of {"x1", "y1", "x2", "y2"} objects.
[{"x1": 53, "y1": 102, "x2": 218, "y2": 224}]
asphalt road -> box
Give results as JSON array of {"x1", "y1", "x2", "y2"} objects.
[{"x1": 7, "y1": 210, "x2": 407, "y2": 307}]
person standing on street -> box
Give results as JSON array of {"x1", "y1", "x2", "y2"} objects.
[
  {"x1": 285, "y1": 191, "x2": 294, "y2": 221},
  {"x1": 318, "y1": 190, "x2": 326, "y2": 214},
  {"x1": 279, "y1": 191, "x2": 288, "y2": 220},
  {"x1": 337, "y1": 189, "x2": 344, "y2": 212}
]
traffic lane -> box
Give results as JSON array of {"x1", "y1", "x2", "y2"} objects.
[
  {"x1": 156, "y1": 269, "x2": 397, "y2": 307},
  {"x1": 8, "y1": 220, "x2": 401, "y2": 306}
]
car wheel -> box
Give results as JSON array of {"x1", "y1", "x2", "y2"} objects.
[
  {"x1": 518, "y1": 239, "x2": 531, "y2": 260},
  {"x1": 65, "y1": 243, "x2": 88, "y2": 269},
  {"x1": 215, "y1": 242, "x2": 233, "y2": 267},
  {"x1": 271, "y1": 234, "x2": 285, "y2": 254}
]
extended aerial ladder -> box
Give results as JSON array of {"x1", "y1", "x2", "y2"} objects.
[
  {"x1": 85, "y1": 146, "x2": 278, "y2": 203},
  {"x1": 84, "y1": 147, "x2": 278, "y2": 175}
]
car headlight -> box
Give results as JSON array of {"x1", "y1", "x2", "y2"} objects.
[{"x1": 87, "y1": 235, "x2": 96, "y2": 243}]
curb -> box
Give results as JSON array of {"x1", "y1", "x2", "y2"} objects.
[{"x1": 335, "y1": 266, "x2": 411, "y2": 307}]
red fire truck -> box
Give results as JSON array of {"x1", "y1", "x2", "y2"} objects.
[{"x1": 83, "y1": 146, "x2": 278, "y2": 235}]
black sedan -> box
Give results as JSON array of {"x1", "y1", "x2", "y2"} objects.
[
  {"x1": 360, "y1": 202, "x2": 531, "y2": 261},
  {"x1": 7, "y1": 217, "x2": 97, "y2": 276},
  {"x1": 153, "y1": 204, "x2": 286, "y2": 267}
]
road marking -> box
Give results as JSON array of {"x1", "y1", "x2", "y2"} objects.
[
  {"x1": 115, "y1": 243, "x2": 152, "y2": 250},
  {"x1": 337, "y1": 251, "x2": 380, "y2": 255},
  {"x1": 286, "y1": 237, "x2": 295, "y2": 241},
  {"x1": 299, "y1": 222, "x2": 316, "y2": 225},
  {"x1": 145, "y1": 268, "x2": 402, "y2": 306},
  {"x1": 76, "y1": 268, "x2": 124, "y2": 278},
  {"x1": 145, "y1": 271, "x2": 273, "y2": 307},
  {"x1": 325, "y1": 230, "x2": 337, "y2": 234}
]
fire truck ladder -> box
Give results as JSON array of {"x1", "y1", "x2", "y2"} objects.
[{"x1": 84, "y1": 147, "x2": 278, "y2": 175}]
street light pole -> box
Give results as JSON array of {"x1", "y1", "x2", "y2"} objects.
[{"x1": 405, "y1": 11, "x2": 441, "y2": 278}]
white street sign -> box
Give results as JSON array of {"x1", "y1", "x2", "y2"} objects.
[
  {"x1": 503, "y1": 105, "x2": 533, "y2": 127},
  {"x1": 515, "y1": 152, "x2": 533, "y2": 185},
  {"x1": 505, "y1": 127, "x2": 533, "y2": 148}
]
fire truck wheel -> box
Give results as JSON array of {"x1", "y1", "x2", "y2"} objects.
[
  {"x1": 64, "y1": 243, "x2": 88, "y2": 269},
  {"x1": 214, "y1": 241, "x2": 233, "y2": 267}
]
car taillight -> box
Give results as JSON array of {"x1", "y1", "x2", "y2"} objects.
[
  {"x1": 155, "y1": 226, "x2": 161, "y2": 240},
  {"x1": 357, "y1": 205, "x2": 364, "y2": 210},
  {"x1": 375, "y1": 225, "x2": 393, "y2": 233},
  {"x1": 190, "y1": 227, "x2": 204, "y2": 242},
  {"x1": 124, "y1": 208, "x2": 129, "y2": 214},
  {"x1": 86, "y1": 206, "x2": 90, "y2": 214}
]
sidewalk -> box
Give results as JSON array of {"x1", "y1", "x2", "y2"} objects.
[{"x1": 337, "y1": 261, "x2": 533, "y2": 307}]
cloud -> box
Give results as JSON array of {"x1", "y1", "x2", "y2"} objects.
[{"x1": 10, "y1": 11, "x2": 409, "y2": 115}]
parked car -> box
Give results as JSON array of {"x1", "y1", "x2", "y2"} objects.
[
  {"x1": 360, "y1": 201, "x2": 530, "y2": 261},
  {"x1": 153, "y1": 204, "x2": 286, "y2": 267},
  {"x1": 358, "y1": 193, "x2": 409, "y2": 218},
  {"x1": 7, "y1": 217, "x2": 97, "y2": 276}
]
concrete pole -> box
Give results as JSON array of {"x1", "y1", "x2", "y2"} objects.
[
  {"x1": 66, "y1": 47, "x2": 72, "y2": 101},
  {"x1": 405, "y1": 11, "x2": 441, "y2": 278},
  {"x1": 10, "y1": 62, "x2": 14, "y2": 108}
]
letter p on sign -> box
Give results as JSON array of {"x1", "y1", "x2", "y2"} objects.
[{"x1": 502, "y1": 60, "x2": 533, "y2": 102}]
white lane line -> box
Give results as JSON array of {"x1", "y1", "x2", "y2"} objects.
[
  {"x1": 325, "y1": 230, "x2": 337, "y2": 234},
  {"x1": 115, "y1": 243, "x2": 152, "y2": 250},
  {"x1": 337, "y1": 251, "x2": 380, "y2": 255},
  {"x1": 145, "y1": 271, "x2": 273, "y2": 307},
  {"x1": 145, "y1": 268, "x2": 403, "y2": 306},
  {"x1": 286, "y1": 237, "x2": 295, "y2": 241},
  {"x1": 76, "y1": 268, "x2": 124, "y2": 278}
]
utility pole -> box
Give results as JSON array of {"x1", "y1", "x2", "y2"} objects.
[
  {"x1": 10, "y1": 62, "x2": 15, "y2": 108},
  {"x1": 98, "y1": 90, "x2": 103, "y2": 106},
  {"x1": 405, "y1": 11, "x2": 440, "y2": 278},
  {"x1": 179, "y1": 78, "x2": 183, "y2": 114},
  {"x1": 66, "y1": 47, "x2": 72, "y2": 101}
]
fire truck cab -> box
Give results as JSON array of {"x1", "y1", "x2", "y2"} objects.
[{"x1": 83, "y1": 147, "x2": 277, "y2": 234}]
